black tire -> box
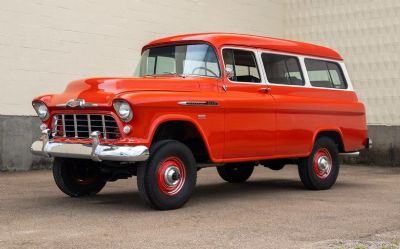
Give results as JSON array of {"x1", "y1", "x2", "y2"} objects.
[
  {"x1": 137, "y1": 140, "x2": 197, "y2": 210},
  {"x1": 298, "y1": 137, "x2": 339, "y2": 190},
  {"x1": 137, "y1": 140, "x2": 173, "y2": 208},
  {"x1": 217, "y1": 163, "x2": 254, "y2": 183},
  {"x1": 52, "y1": 158, "x2": 106, "y2": 197}
]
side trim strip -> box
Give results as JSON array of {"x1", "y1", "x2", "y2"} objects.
[
  {"x1": 277, "y1": 108, "x2": 365, "y2": 116},
  {"x1": 178, "y1": 101, "x2": 219, "y2": 106}
]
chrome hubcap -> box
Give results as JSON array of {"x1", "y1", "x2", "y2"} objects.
[
  {"x1": 164, "y1": 166, "x2": 181, "y2": 186},
  {"x1": 317, "y1": 156, "x2": 330, "y2": 174}
]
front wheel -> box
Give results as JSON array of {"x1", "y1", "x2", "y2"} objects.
[
  {"x1": 298, "y1": 137, "x2": 339, "y2": 190},
  {"x1": 137, "y1": 140, "x2": 197, "y2": 210},
  {"x1": 217, "y1": 163, "x2": 255, "y2": 183},
  {"x1": 53, "y1": 158, "x2": 106, "y2": 197}
]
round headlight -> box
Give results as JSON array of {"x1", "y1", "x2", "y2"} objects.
[
  {"x1": 118, "y1": 102, "x2": 131, "y2": 119},
  {"x1": 33, "y1": 101, "x2": 49, "y2": 120},
  {"x1": 113, "y1": 100, "x2": 133, "y2": 122}
]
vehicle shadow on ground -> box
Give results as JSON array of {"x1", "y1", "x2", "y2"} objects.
[
  {"x1": 37, "y1": 179, "x2": 359, "y2": 212},
  {"x1": 191, "y1": 179, "x2": 357, "y2": 202}
]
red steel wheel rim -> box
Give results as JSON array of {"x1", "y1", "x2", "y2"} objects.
[
  {"x1": 157, "y1": 157, "x2": 186, "y2": 196},
  {"x1": 312, "y1": 148, "x2": 332, "y2": 179}
]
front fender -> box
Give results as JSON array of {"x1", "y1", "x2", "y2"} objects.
[
  {"x1": 115, "y1": 91, "x2": 225, "y2": 162},
  {"x1": 146, "y1": 114, "x2": 221, "y2": 162}
]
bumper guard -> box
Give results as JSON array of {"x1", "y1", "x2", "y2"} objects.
[{"x1": 30, "y1": 129, "x2": 149, "y2": 162}]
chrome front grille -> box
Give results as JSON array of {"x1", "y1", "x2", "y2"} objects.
[{"x1": 53, "y1": 114, "x2": 120, "y2": 139}]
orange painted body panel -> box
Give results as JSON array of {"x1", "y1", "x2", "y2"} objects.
[
  {"x1": 33, "y1": 33, "x2": 368, "y2": 164},
  {"x1": 269, "y1": 85, "x2": 367, "y2": 154},
  {"x1": 222, "y1": 83, "x2": 276, "y2": 159}
]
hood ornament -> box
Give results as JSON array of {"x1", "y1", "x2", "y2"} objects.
[
  {"x1": 66, "y1": 99, "x2": 85, "y2": 108},
  {"x1": 56, "y1": 99, "x2": 98, "y2": 108}
]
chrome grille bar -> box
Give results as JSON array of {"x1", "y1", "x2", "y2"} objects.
[
  {"x1": 73, "y1": 114, "x2": 78, "y2": 138},
  {"x1": 101, "y1": 115, "x2": 106, "y2": 139},
  {"x1": 53, "y1": 114, "x2": 120, "y2": 140},
  {"x1": 87, "y1": 114, "x2": 91, "y2": 134},
  {"x1": 62, "y1": 114, "x2": 66, "y2": 137}
]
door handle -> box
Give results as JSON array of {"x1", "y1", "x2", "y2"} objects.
[{"x1": 259, "y1": 87, "x2": 271, "y2": 93}]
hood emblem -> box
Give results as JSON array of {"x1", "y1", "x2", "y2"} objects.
[
  {"x1": 66, "y1": 99, "x2": 85, "y2": 108},
  {"x1": 56, "y1": 99, "x2": 98, "y2": 108}
]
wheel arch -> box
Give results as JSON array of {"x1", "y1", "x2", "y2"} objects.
[
  {"x1": 148, "y1": 115, "x2": 213, "y2": 163},
  {"x1": 311, "y1": 128, "x2": 345, "y2": 153}
]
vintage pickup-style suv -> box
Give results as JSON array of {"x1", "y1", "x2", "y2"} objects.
[{"x1": 31, "y1": 33, "x2": 370, "y2": 210}]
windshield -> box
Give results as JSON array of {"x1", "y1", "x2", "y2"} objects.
[{"x1": 134, "y1": 43, "x2": 221, "y2": 78}]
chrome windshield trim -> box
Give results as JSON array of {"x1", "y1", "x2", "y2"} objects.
[{"x1": 136, "y1": 42, "x2": 222, "y2": 79}]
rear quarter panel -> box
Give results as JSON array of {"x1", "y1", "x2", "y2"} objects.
[{"x1": 270, "y1": 85, "x2": 367, "y2": 155}]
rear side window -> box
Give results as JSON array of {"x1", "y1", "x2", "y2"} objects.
[
  {"x1": 261, "y1": 53, "x2": 304, "y2": 85},
  {"x1": 305, "y1": 59, "x2": 347, "y2": 89},
  {"x1": 222, "y1": 49, "x2": 261, "y2": 83}
]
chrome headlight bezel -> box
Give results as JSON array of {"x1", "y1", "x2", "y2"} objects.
[
  {"x1": 113, "y1": 100, "x2": 133, "y2": 122},
  {"x1": 32, "y1": 101, "x2": 49, "y2": 121}
]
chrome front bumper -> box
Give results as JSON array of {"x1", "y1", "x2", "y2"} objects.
[{"x1": 31, "y1": 130, "x2": 149, "y2": 162}]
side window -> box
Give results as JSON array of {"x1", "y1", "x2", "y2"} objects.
[
  {"x1": 261, "y1": 53, "x2": 304, "y2": 85},
  {"x1": 305, "y1": 59, "x2": 347, "y2": 89},
  {"x1": 222, "y1": 49, "x2": 261, "y2": 83}
]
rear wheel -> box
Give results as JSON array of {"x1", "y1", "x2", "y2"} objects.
[
  {"x1": 137, "y1": 140, "x2": 197, "y2": 210},
  {"x1": 298, "y1": 137, "x2": 339, "y2": 190},
  {"x1": 217, "y1": 163, "x2": 255, "y2": 183},
  {"x1": 53, "y1": 158, "x2": 106, "y2": 197}
]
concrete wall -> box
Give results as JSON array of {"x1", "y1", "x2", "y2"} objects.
[
  {"x1": 0, "y1": 116, "x2": 51, "y2": 171},
  {"x1": 283, "y1": 0, "x2": 400, "y2": 166},
  {"x1": 357, "y1": 125, "x2": 400, "y2": 166},
  {"x1": 284, "y1": 0, "x2": 400, "y2": 126}
]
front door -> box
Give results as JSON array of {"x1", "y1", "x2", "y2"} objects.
[{"x1": 221, "y1": 48, "x2": 276, "y2": 159}]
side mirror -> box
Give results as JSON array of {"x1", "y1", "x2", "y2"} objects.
[{"x1": 225, "y1": 67, "x2": 234, "y2": 79}]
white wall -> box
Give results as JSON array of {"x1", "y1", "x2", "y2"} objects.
[
  {"x1": 0, "y1": 0, "x2": 284, "y2": 115},
  {"x1": 1, "y1": 0, "x2": 399, "y2": 126},
  {"x1": 284, "y1": 0, "x2": 400, "y2": 125}
]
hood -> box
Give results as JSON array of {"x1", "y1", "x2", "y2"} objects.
[{"x1": 48, "y1": 77, "x2": 201, "y2": 107}]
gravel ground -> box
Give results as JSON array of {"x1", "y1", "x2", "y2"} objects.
[
  {"x1": 309, "y1": 238, "x2": 400, "y2": 249},
  {"x1": 0, "y1": 164, "x2": 399, "y2": 249}
]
